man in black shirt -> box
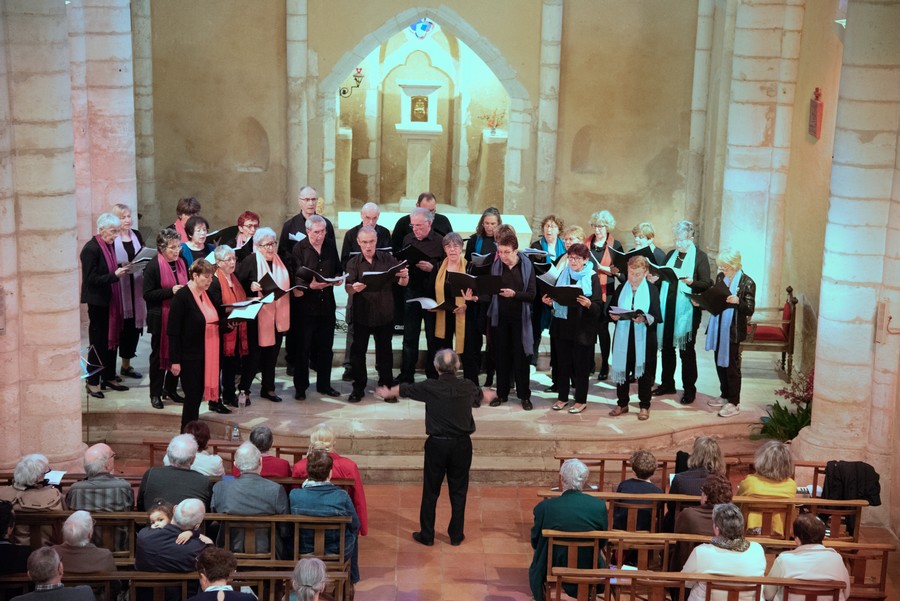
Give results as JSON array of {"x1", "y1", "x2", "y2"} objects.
[
  {"x1": 345, "y1": 226, "x2": 409, "y2": 402},
  {"x1": 398, "y1": 208, "x2": 445, "y2": 382},
  {"x1": 292, "y1": 215, "x2": 342, "y2": 400},
  {"x1": 378, "y1": 350, "x2": 495, "y2": 547}
]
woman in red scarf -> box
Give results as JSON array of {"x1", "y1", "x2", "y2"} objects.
[
  {"x1": 237, "y1": 227, "x2": 292, "y2": 402},
  {"x1": 143, "y1": 228, "x2": 188, "y2": 409},
  {"x1": 79, "y1": 213, "x2": 130, "y2": 398},
  {"x1": 168, "y1": 259, "x2": 228, "y2": 430},
  {"x1": 208, "y1": 245, "x2": 253, "y2": 408}
]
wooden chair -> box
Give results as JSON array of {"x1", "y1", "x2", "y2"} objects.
[
  {"x1": 741, "y1": 285, "x2": 798, "y2": 374},
  {"x1": 704, "y1": 581, "x2": 762, "y2": 601},
  {"x1": 220, "y1": 518, "x2": 281, "y2": 561},
  {"x1": 781, "y1": 582, "x2": 842, "y2": 601},
  {"x1": 739, "y1": 500, "x2": 793, "y2": 539},
  {"x1": 836, "y1": 547, "x2": 889, "y2": 601},
  {"x1": 544, "y1": 530, "x2": 606, "y2": 601},
  {"x1": 814, "y1": 506, "x2": 859, "y2": 542},
  {"x1": 609, "y1": 498, "x2": 661, "y2": 533},
  {"x1": 291, "y1": 515, "x2": 352, "y2": 601},
  {"x1": 629, "y1": 575, "x2": 686, "y2": 601}
]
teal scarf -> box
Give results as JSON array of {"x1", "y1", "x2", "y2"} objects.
[{"x1": 553, "y1": 264, "x2": 592, "y2": 320}]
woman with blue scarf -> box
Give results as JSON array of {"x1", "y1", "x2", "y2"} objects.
[
  {"x1": 608, "y1": 256, "x2": 662, "y2": 421},
  {"x1": 530, "y1": 215, "x2": 566, "y2": 363},
  {"x1": 541, "y1": 244, "x2": 603, "y2": 413},
  {"x1": 703, "y1": 249, "x2": 755, "y2": 418}
]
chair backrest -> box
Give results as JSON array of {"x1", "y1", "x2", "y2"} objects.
[
  {"x1": 815, "y1": 507, "x2": 858, "y2": 542},
  {"x1": 630, "y1": 576, "x2": 686, "y2": 601},
  {"x1": 544, "y1": 530, "x2": 605, "y2": 601},
  {"x1": 221, "y1": 519, "x2": 278, "y2": 561},
  {"x1": 781, "y1": 582, "x2": 841, "y2": 601},
  {"x1": 610, "y1": 539, "x2": 668, "y2": 571},
  {"x1": 836, "y1": 547, "x2": 888, "y2": 601},
  {"x1": 292, "y1": 515, "x2": 349, "y2": 570},
  {"x1": 704, "y1": 581, "x2": 762, "y2": 601},
  {"x1": 739, "y1": 500, "x2": 793, "y2": 539},
  {"x1": 610, "y1": 498, "x2": 660, "y2": 533}
]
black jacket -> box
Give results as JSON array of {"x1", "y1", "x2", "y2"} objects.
[
  {"x1": 143, "y1": 258, "x2": 182, "y2": 336},
  {"x1": 167, "y1": 286, "x2": 217, "y2": 363},
  {"x1": 714, "y1": 271, "x2": 755, "y2": 343},
  {"x1": 341, "y1": 223, "x2": 391, "y2": 268},
  {"x1": 293, "y1": 237, "x2": 340, "y2": 315},
  {"x1": 660, "y1": 246, "x2": 712, "y2": 345},
  {"x1": 548, "y1": 273, "x2": 604, "y2": 346},
  {"x1": 391, "y1": 212, "x2": 453, "y2": 251},
  {"x1": 80, "y1": 237, "x2": 119, "y2": 306},
  {"x1": 278, "y1": 213, "x2": 336, "y2": 269}
]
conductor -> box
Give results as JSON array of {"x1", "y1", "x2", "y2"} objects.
[{"x1": 378, "y1": 349, "x2": 495, "y2": 547}]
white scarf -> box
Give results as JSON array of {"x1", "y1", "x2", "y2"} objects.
[
  {"x1": 610, "y1": 279, "x2": 650, "y2": 384},
  {"x1": 658, "y1": 243, "x2": 696, "y2": 349}
]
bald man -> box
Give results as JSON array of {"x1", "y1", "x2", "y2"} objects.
[{"x1": 65, "y1": 443, "x2": 134, "y2": 512}]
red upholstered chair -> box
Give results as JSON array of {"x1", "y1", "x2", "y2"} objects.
[{"x1": 741, "y1": 286, "x2": 798, "y2": 374}]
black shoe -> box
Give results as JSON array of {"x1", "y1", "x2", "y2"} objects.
[
  {"x1": 261, "y1": 391, "x2": 283, "y2": 402},
  {"x1": 150, "y1": 396, "x2": 163, "y2": 409},
  {"x1": 383, "y1": 395, "x2": 398, "y2": 403},
  {"x1": 651, "y1": 386, "x2": 677, "y2": 396},
  {"x1": 86, "y1": 385, "x2": 104, "y2": 399},
  {"x1": 208, "y1": 401, "x2": 232, "y2": 414},
  {"x1": 341, "y1": 369, "x2": 353, "y2": 382},
  {"x1": 489, "y1": 396, "x2": 507, "y2": 407},
  {"x1": 318, "y1": 387, "x2": 342, "y2": 398},
  {"x1": 120, "y1": 366, "x2": 143, "y2": 379},
  {"x1": 450, "y1": 535, "x2": 465, "y2": 546},
  {"x1": 544, "y1": 384, "x2": 558, "y2": 393},
  {"x1": 597, "y1": 371, "x2": 609, "y2": 381},
  {"x1": 472, "y1": 399, "x2": 481, "y2": 408},
  {"x1": 101, "y1": 381, "x2": 129, "y2": 392},
  {"x1": 521, "y1": 399, "x2": 533, "y2": 411},
  {"x1": 348, "y1": 391, "x2": 364, "y2": 403},
  {"x1": 411, "y1": 532, "x2": 433, "y2": 546},
  {"x1": 223, "y1": 398, "x2": 239, "y2": 408},
  {"x1": 163, "y1": 390, "x2": 185, "y2": 403},
  {"x1": 679, "y1": 394, "x2": 695, "y2": 405},
  {"x1": 294, "y1": 392, "x2": 306, "y2": 401}
]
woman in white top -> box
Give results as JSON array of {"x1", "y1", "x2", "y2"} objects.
[{"x1": 682, "y1": 502, "x2": 766, "y2": 601}]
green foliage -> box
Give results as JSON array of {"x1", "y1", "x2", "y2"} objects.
[{"x1": 751, "y1": 400, "x2": 812, "y2": 441}]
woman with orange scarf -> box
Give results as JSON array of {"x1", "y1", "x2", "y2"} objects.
[
  {"x1": 586, "y1": 209, "x2": 624, "y2": 381},
  {"x1": 237, "y1": 227, "x2": 292, "y2": 402},
  {"x1": 168, "y1": 259, "x2": 228, "y2": 431},
  {"x1": 429, "y1": 233, "x2": 480, "y2": 385},
  {"x1": 208, "y1": 245, "x2": 253, "y2": 409}
]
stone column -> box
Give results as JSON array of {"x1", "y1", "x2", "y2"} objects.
[
  {"x1": 0, "y1": 0, "x2": 84, "y2": 469},
  {"x1": 131, "y1": 0, "x2": 157, "y2": 234},
  {"x1": 532, "y1": 0, "x2": 562, "y2": 228},
  {"x1": 67, "y1": 0, "x2": 94, "y2": 246},
  {"x1": 685, "y1": 0, "x2": 715, "y2": 225},
  {"x1": 794, "y1": 0, "x2": 900, "y2": 530},
  {"x1": 718, "y1": 0, "x2": 805, "y2": 305},
  {"x1": 286, "y1": 0, "x2": 310, "y2": 217}
]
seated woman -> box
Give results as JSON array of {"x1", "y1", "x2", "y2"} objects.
[
  {"x1": 663, "y1": 436, "x2": 726, "y2": 531},
  {"x1": 292, "y1": 424, "x2": 368, "y2": 539},
  {"x1": 0, "y1": 454, "x2": 65, "y2": 545},
  {"x1": 613, "y1": 450, "x2": 662, "y2": 531},
  {"x1": 290, "y1": 557, "x2": 328, "y2": 601},
  {"x1": 290, "y1": 450, "x2": 360, "y2": 586},
  {"x1": 737, "y1": 440, "x2": 797, "y2": 536},
  {"x1": 681, "y1": 503, "x2": 766, "y2": 601},
  {"x1": 671, "y1": 472, "x2": 733, "y2": 572},
  {"x1": 164, "y1": 420, "x2": 224, "y2": 477}
]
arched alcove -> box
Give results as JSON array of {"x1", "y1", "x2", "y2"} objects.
[{"x1": 570, "y1": 125, "x2": 604, "y2": 175}]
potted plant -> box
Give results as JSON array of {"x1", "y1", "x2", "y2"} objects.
[
  {"x1": 479, "y1": 109, "x2": 505, "y2": 135},
  {"x1": 751, "y1": 367, "x2": 813, "y2": 441}
]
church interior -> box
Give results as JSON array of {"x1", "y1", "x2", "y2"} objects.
[{"x1": 0, "y1": 0, "x2": 899, "y2": 598}]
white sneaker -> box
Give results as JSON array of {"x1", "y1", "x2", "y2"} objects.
[
  {"x1": 707, "y1": 398, "x2": 726, "y2": 408},
  {"x1": 718, "y1": 403, "x2": 740, "y2": 417}
]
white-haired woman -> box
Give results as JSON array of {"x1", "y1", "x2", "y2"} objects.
[
  {"x1": 586, "y1": 209, "x2": 624, "y2": 380},
  {"x1": 111, "y1": 203, "x2": 147, "y2": 381},
  {"x1": 703, "y1": 248, "x2": 755, "y2": 418},
  {"x1": 0, "y1": 454, "x2": 65, "y2": 545},
  {"x1": 80, "y1": 213, "x2": 131, "y2": 398},
  {"x1": 291, "y1": 557, "x2": 328, "y2": 601},
  {"x1": 237, "y1": 227, "x2": 291, "y2": 402},
  {"x1": 431, "y1": 232, "x2": 480, "y2": 384}
]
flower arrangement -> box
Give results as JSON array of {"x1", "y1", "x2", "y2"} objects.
[
  {"x1": 479, "y1": 109, "x2": 505, "y2": 132},
  {"x1": 752, "y1": 367, "x2": 814, "y2": 441}
]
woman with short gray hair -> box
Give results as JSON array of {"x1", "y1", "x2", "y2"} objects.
[
  {"x1": 80, "y1": 212, "x2": 131, "y2": 398},
  {"x1": 0, "y1": 454, "x2": 65, "y2": 545},
  {"x1": 681, "y1": 502, "x2": 765, "y2": 601}
]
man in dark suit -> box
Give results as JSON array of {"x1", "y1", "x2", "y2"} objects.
[
  {"x1": 651, "y1": 220, "x2": 712, "y2": 405},
  {"x1": 211, "y1": 442, "x2": 290, "y2": 558},
  {"x1": 137, "y1": 435, "x2": 211, "y2": 511},
  {"x1": 10, "y1": 548, "x2": 94, "y2": 601},
  {"x1": 529, "y1": 459, "x2": 608, "y2": 601}
]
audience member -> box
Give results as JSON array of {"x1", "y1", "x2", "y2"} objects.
[
  {"x1": 292, "y1": 424, "x2": 368, "y2": 538},
  {"x1": 137, "y1": 435, "x2": 212, "y2": 511},
  {"x1": 164, "y1": 421, "x2": 224, "y2": 477},
  {"x1": 9, "y1": 547, "x2": 94, "y2": 601},
  {"x1": 233, "y1": 425, "x2": 291, "y2": 477},
  {"x1": 186, "y1": 547, "x2": 257, "y2": 601},
  {"x1": 52, "y1": 511, "x2": 116, "y2": 573},
  {"x1": 681, "y1": 503, "x2": 766, "y2": 601},
  {"x1": 737, "y1": 440, "x2": 797, "y2": 536},
  {"x1": 613, "y1": 450, "x2": 663, "y2": 531},
  {"x1": 290, "y1": 450, "x2": 360, "y2": 586},
  {"x1": 291, "y1": 557, "x2": 328, "y2": 601},
  {"x1": 65, "y1": 443, "x2": 134, "y2": 512},
  {"x1": 664, "y1": 436, "x2": 724, "y2": 531},
  {"x1": 0, "y1": 454, "x2": 65, "y2": 545},
  {"x1": 0, "y1": 501, "x2": 31, "y2": 575},
  {"x1": 147, "y1": 500, "x2": 175, "y2": 529},
  {"x1": 671, "y1": 472, "x2": 733, "y2": 571},
  {"x1": 764, "y1": 513, "x2": 851, "y2": 601},
  {"x1": 529, "y1": 459, "x2": 608, "y2": 601},
  {"x1": 211, "y1": 442, "x2": 290, "y2": 557}
]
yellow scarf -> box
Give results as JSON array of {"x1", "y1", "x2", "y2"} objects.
[{"x1": 434, "y1": 257, "x2": 467, "y2": 354}]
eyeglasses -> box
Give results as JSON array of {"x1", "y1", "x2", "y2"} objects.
[
  {"x1": 299, "y1": 197, "x2": 317, "y2": 202},
  {"x1": 165, "y1": 245, "x2": 181, "y2": 251},
  {"x1": 590, "y1": 224, "x2": 607, "y2": 230},
  {"x1": 259, "y1": 242, "x2": 276, "y2": 248}
]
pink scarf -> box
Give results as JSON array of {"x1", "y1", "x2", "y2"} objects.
[
  {"x1": 157, "y1": 255, "x2": 188, "y2": 369},
  {"x1": 114, "y1": 231, "x2": 147, "y2": 328},
  {"x1": 190, "y1": 284, "x2": 220, "y2": 401},
  {"x1": 175, "y1": 220, "x2": 188, "y2": 242},
  {"x1": 95, "y1": 235, "x2": 124, "y2": 349},
  {"x1": 254, "y1": 252, "x2": 290, "y2": 347}
]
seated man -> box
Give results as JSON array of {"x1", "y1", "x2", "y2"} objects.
[
  {"x1": 764, "y1": 513, "x2": 851, "y2": 601},
  {"x1": 10, "y1": 547, "x2": 94, "y2": 601},
  {"x1": 52, "y1": 511, "x2": 118, "y2": 601},
  {"x1": 290, "y1": 450, "x2": 360, "y2": 586},
  {"x1": 232, "y1": 426, "x2": 290, "y2": 477},
  {"x1": 0, "y1": 501, "x2": 31, "y2": 575},
  {"x1": 529, "y1": 459, "x2": 608, "y2": 601},
  {"x1": 65, "y1": 443, "x2": 134, "y2": 512},
  {"x1": 613, "y1": 449, "x2": 663, "y2": 531},
  {"x1": 137, "y1": 434, "x2": 211, "y2": 510},
  {"x1": 211, "y1": 442, "x2": 290, "y2": 558},
  {"x1": 136, "y1": 499, "x2": 210, "y2": 601}
]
